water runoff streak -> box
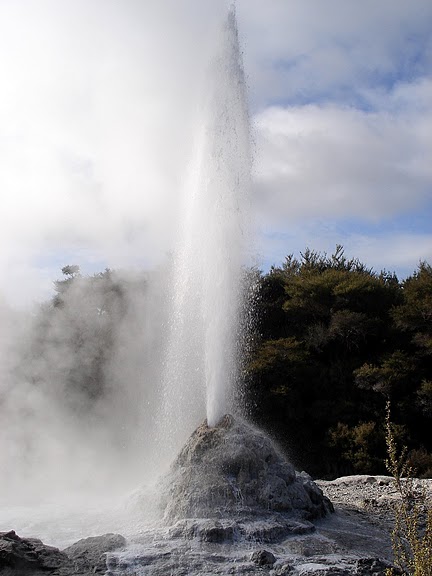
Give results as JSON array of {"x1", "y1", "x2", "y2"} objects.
[{"x1": 160, "y1": 7, "x2": 251, "y2": 458}]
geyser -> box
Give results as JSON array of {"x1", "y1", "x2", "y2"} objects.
[
  {"x1": 154, "y1": 10, "x2": 333, "y2": 541},
  {"x1": 159, "y1": 5, "x2": 251, "y2": 454}
]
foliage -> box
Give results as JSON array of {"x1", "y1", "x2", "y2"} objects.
[
  {"x1": 354, "y1": 352, "x2": 418, "y2": 398},
  {"x1": 385, "y1": 402, "x2": 432, "y2": 576},
  {"x1": 245, "y1": 246, "x2": 432, "y2": 477},
  {"x1": 392, "y1": 262, "x2": 432, "y2": 346},
  {"x1": 328, "y1": 420, "x2": 385, "y2": 474},
  {"x1": 417, "y1": 381, "x2": 432, "y2": 418},
  {"x1": 408, "y1": 449, "x2": 432, "y2": 480}
]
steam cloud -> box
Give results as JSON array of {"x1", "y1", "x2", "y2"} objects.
[{"x1": 0, "y1": 0, "x2": 239, "y2": 544}]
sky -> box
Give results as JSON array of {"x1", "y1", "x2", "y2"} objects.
[{"x1": 1, "y1": 0, "x2": 431, "y2": 307}]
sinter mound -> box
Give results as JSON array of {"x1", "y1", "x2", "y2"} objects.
[{"x1": 160, "y1": 415, "x2": 333, "y2": 522}]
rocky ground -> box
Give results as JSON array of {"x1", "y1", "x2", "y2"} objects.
[
  {"x1": 318, "y1": 473, "x2": 432, "y2": 536},
  {"x1": 0, "y1": 531, "x2": 126, "y2": 575},
  {"x1": 3, "y1": 474, "x2": 431, "y2": 575},
  {"x1": 3, "y1": 414, "x2": 431, "y2": 576}
]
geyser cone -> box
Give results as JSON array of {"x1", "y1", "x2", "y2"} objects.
[
  {"x1": 160, "y1": 416, "x2": 333, "y2": 523},
  {"x1": 158, "y1": 5, "x2": 251, "y2": 460}
]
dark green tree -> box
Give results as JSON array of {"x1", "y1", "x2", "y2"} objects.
[{"x1": 246, "y1": 246, "x2": 404, "y2": 476}]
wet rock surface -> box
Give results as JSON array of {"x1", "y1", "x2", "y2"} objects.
[
  {"x1": 0, "y1": 530, "x2": 126, "y2": 575},
  {"x1": 98, "y1": 461, "x2": 408, "y2": 575},
  {"x1": 166, "y1": 515, "x2": 316, "y2": 543},
  {"x1": 251, "y1": 549, "x2": 276, "y2": 566},
  {"x1": 1, "y1": 477, "x2": 405, "y2": 575},
  {"x1": 103, "y1": 474, "x2": 410, "y2": 575},
  {"x1": 63, "y1": 533, "x2": 127, "y2": 574},
  {"x1": 106, "y1": 513, "x2": 396, "y2": 575},
  {"x1": 0, "y1": 530, "x2": 69, "y2": 575},
  {"x1": 5, "y1": 448, "x2": 429, "y2": 574},
  {"x1": 160, "y1": 416, "x2": 333, "y2": 522}
]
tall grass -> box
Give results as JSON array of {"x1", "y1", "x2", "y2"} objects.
[{"x1": 385, "y1": 401, "x2": 432, "y2": 575}]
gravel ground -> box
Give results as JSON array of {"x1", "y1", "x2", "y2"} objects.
[{"x1": 317, "y1": 474, "x2": 432, "y2": 529}]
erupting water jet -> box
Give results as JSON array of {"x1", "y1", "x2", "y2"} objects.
[{"x1": 159, "y1": 6, "x2": 251, "y2": 459}]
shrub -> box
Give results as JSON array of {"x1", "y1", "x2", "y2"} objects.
[{"x1": 385, "y1": 402, "x2": 432, "y2": 575}]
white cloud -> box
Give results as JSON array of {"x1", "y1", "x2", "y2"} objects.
[
  {"x1": 346, "y1": 233, "x2": 432, "y2": 274},
  {"x1": 237, "y1": 0, "x2": 432, "y2": 107},
  {"x1": 237, "y1": 1, "x2": 432, "y2": 275},
  {"x1": 252, "y1": 78, "x2": 432, "y2": 227}
]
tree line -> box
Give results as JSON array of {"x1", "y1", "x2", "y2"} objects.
[
  {"x1": 30, "y1": 247, "x2": 432, "y2": 478},
  {"x1": 245, "y1": 246, "x2": 432, "y2": 478}
]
